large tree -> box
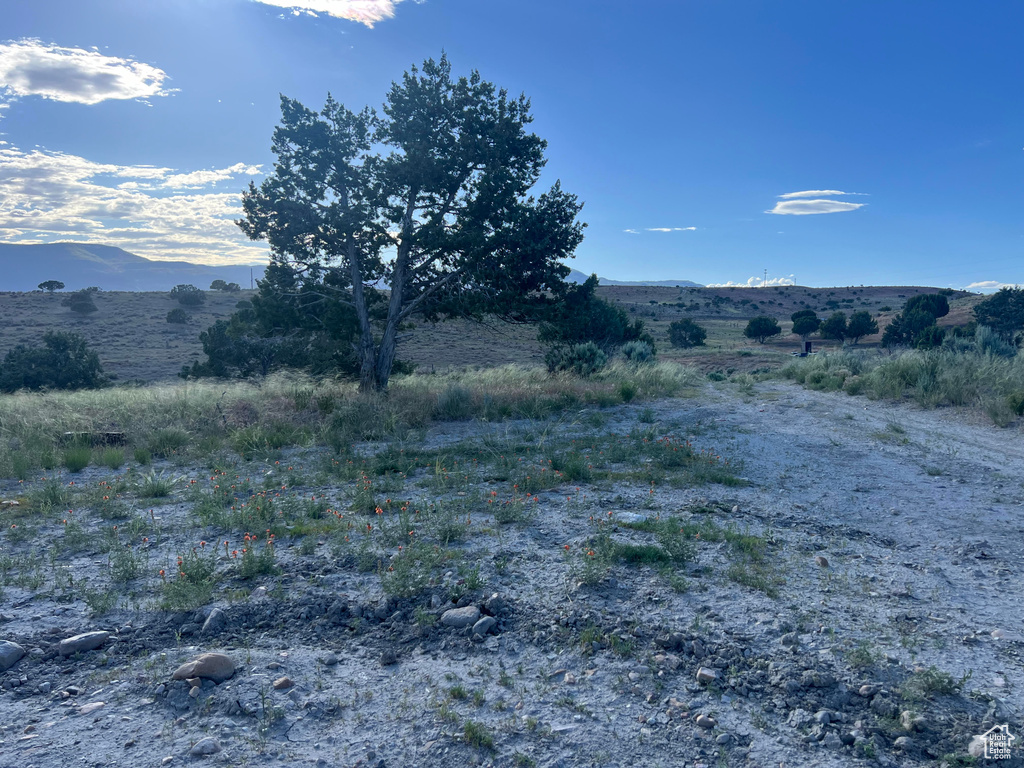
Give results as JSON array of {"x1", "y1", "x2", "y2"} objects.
[
  {"x1": 974, "y1": 287, "x2": 1024, "y2": 339},
  {"x1": 239, "y1": 54, "x2": 585, "y2": 391}
]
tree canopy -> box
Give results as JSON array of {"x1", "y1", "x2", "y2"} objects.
[
  {"x1": 974, "y1": 287, "x2": 1024, "y2": 339},
  {"x1": 818, "y1": 312, "x2": 847, "y2": 342},
  {"x1": 0, "y1": 331, "x2": 106, "y2": 392},
  {"x1": 39, "y1": 280, "x2": 65, "y2": 293},
  {"x1": 744, "y1": 316, "x2": 781, "y2": 344},
  {"x1": 668, "y1": 318, "x2": 707, "y2": 348},
  {"x1": 239, "y1": 54, "x2": 586, "y2": 390},
  {"x1": 881, "y1": 293, "x2": 948, "y2": 348}
]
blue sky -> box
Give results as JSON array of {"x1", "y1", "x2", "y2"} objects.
[{"x1": 0, "y1": 1, "x2": 1021, "y2": 290}]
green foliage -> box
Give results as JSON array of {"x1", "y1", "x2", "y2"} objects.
[
  {"x1": 62, "y1": 445, "x2": 91, "y2": 473},
  {"x1": 974, "y1": 287, "x2": 1024, "y2": 339},
  {"x1": 162, "y1": 549, "x2": 217, "y2": 611},
  {"x1": 38, "y1": 280, "x2": 65, "y2": 293},
  {"x1": 170, "y1": 284, "x2": 205, "y2": 306},
  {"x1": 846, "y1": 310, "x2": 878, "y2": 343},
  {"x1": 539, "y1": 275, "x2": 650, "y2": 353},
  {"x1": 61, "y1": 289, "x2": 98, "y2": 315},
  {"x1": 210, "y1": 279, "x2": 241, "y2": 292},
  {"x1": 791, "y1": 312, "x2": 821, "y2": 338},
  {"x1": 668, "y1": 318, "x2": 707, "y2": 348},
  {"x1": 905, "y1": 293, "x2": 949, "y2": 319},
  {"x1": 743, "y1": 316, "x2": 781, "y2": 343},
  {"x1": 544, "y1": 342, "x2": 608, "y2": 377},
  {"x1": 818, "y1": 312, "x2": 847, "y2": 341},
  {"x1": 621, "y1": 340, "x2": 656, "y2": 364},
  {"x1": 239, "y1": 53, "x2": 585, "y2": 391},
  {"x1": 166, "y1": 308, "x2": 189, "y2": 324},
  {"x1": 0, "y1": 331, "x2": 107, "y2": 393},
  {"x1": 914, "y1": 324, "x2": 945, "y2": 350}
]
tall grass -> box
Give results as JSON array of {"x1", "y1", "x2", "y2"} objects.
[
  {"x1": 782, "y1": 348, "x2": 1024, "y2": 424},
  {"x1": 0, "y1": 363, "x2": 703, "y2": 479}
]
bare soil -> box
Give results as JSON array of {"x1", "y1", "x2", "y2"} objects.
[{"x1": 1, "y1": 380, "x2": 1021, "y2": 767}]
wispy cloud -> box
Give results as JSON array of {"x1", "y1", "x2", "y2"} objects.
[
  {"x1": 964, "y1": 280, "x2": 1022, "y2": 293},
  {"x1": 768, "y1": 189, "x2": 867, "y2": 216},
  {"x1": 250, "y1": 0, "x2": 422, "y2": 27},
  {"x1": 706, "y1": 275, "x2": 795, "y2": 288},
  {"x1": 778, "y1": 189, "x2": 866, "y2": 199},
  {"x1": 0, "y1": 144, "x2": 266, "y2": 265},
  {"x1": 623, "y1": 228, "x2": 639, "y2": 234},
  {"x1": 767, "y1": 199, "x2": 865, "y2": 216},
  {"x1": 623, "y1": 226, "x2": 696, "y2": 233},
  {"x1": 0, "y1": 39, "x2": 173, "y2": 106}
]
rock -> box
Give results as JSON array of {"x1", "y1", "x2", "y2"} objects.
[
  {"x1": 272, "y1": 676, "x2": 293, "y2": 690},
  {"x1": 814, "y1": 710, "x2": 832, "y2": 724},
  {"x1": 483, "y1": 593, "x2": 506, "y2": 616},
  {"x1": 58, "y1": 631, "x2": 110, "y2": 657},
  {"x1": 715, "y1": 733, "x2": 732, "y2": 745},
  {"x1": 615, "y1": 512, "x2": 649, "y2": 524},
  {"x1": 900, "y1": 711, "x2": 926, "y2": 732},
  {"x1": 870, "y1": 695, "x2": 898, "y2": 719},
  {"x1": 38, "y1": 682, "x2": 51, "y2": 694},
  {"x1": 189, "y1": 686, "x2": 200, "y2": 699},
  {"x1": 0, "y1": 641, "x2": 25, "y2": 671},
  {"x1": 440, "y1": 606, "x2": 480, "y2": 629},
  {"x1": 858, "y1": 684, "x2": 879, "y2": 697},
  {"x1": 79, "y1": 701, "x2": 105, "y2": 715},
  {"x1": 380, "y1": 648, "x2": 398, "y2": 666},
  {"x1": 472, "y1": 616, "x2": 497, "y2": 636},
  {"x1": 171, "y1": 653, "x2": 235, "y2": 684},
  {"x1": 780, "y1": 632, "x2": 799, "y2": 647},
  {"x1": 696, "y1": 667, "x2": 718, "y2": 684},
  {"x1": 968, "y1": 735, "x2": 987, "y2": 758},
  {"x1": 815, "y1": 556, "x2": 830, "y2": 568},
  {"x1": 189, "y1": 738, "x2": 221, "y2": 756},
  {"x1": 893, "y1": 736, "x2": 914, "y2": 750},
  {"x1": 201, "y1": 608, "x2": 227, "y2": 635},
  {"x1": 992, "y1": 628, "x2": 1006, "y2": 639},
  {"x1": 824, "y1": 732, "x2": 842, "y2": 749},
  {"x1": 321, "y1": 652, "x2": 339, "y2": 667},
  {"x1": 695, "y1": 714, "x2": 716, "y2": 729}
]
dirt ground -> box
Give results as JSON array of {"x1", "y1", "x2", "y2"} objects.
[{"x1": 0, "y1": 380, "x2": 1022, "y2": 767}]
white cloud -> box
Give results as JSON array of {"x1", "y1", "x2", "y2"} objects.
[
  {"x1": 250, "y1": 0, "x2": 421, "y2": 27},
  {"x1": 964, "y1": 280, "x2": 1022, "y2": 293},
  {"x1": 645, "y1": 226, "x2": 697, "y2": 232},
  {"x1": 767, "y1": 199, "x2": 865, "y2": 215},
  {"x1": 706, "y1": 275, "x2": 795, "y2": 288},
  {"x1": 778, "y1": 189, "x2": 865, "y2": 199},
  {"x1": 623, "y1": 228, "x2": 639, "y2": 234},
  {"x1": 0, "y1": 144, "x2": 267, "y2": 265},
  {"x1": 0, "y1": 39, "x2": 173, "y2": 105}
]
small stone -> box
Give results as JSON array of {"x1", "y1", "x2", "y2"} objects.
[
  {"x1": 991, "y1": 628, "x2": 1006, "y2": 639},
  {"x1": 189, "y1": 737, "x2": 221, "y2": 756},
  {"x1": 814, "y1": 710, "x2": 831, "y2": 724},
  {"x1": 272, "y1": 676, "x2": 293, "y2": 690},
  {"x1": 0, "y1": 641, "x2": 25, "y2": 671},
  {"x1": 321, "y1": 653, "x2": 339, "y2": 667},
  {"x1": 38, "y1": 682, "x2": 51, "y2": 694},
  {"x1": 251, "y1": 586, "x2": 268, "y2": 600},
  {"x1": 695, "y1": 714, "x2": 716, "y2": 729},
  {"x1": 380, "y1": 648, "x2": 398, "y2": 666},
  {"x1": 161, "y1": 758, "x2": 174, "y2": 766},
  {"x1": 858, "y1": 684, "x2": 878, "y2": 697},
  {"x1": 483, "y1": 593, "x2": 506, "y2": 616},
  {"x1": 716, "y1": 733, "x2": 732, "y2": 745},
  {"x1": 900, "y1": 711, "x2": 926, "y2": 731},
  {"x1": 125, "y1": 738, "x2": 136, "y2": 748},
  {"x1": 189, "y1": 686, "x2": 201, "y2": 698},
  {"x1": 267, "y1": 661, "x2": 282, "y2": 670},
  {"x1": 824, "y1": 732, "x2": 842, "y2": 749},
  {"x1": 440, "y1": 606, "x2": 480, "y2": 628},
  {"x1": 563, "y1": 673, "x2": 576, "y2": 685},
  {"x1": 472, "y1": 616, "x2": 497, "y2": 636},
  {"x1": 201, "y1": 608, "x2": 227, "y2": 635},
  {"x1": 968, "y1": 735, "x2": 987, "y2": 758},
  {"x1": 893, "y1": 736, "x2": 914, "y2": 750},
  {"x1": 79, "y1": 702, "x2": 105, "y2": 715},
  {"x1": 815, "y1": 556, "x2": 829, "y2": 568},
  {"x1": 186, "y1": 676, "x2": 202, "y2": 688},
  {"x1": 696, "y1": 667, "x2": 718, "y2": 684},
  {"x1": 171, "y1": 653, "x2": 235, "y2": 684},
  {"x1": 58, "y1": 631, "x2": 110, "y2": 657},
  {"x1": 780, "y1": 632, "x2": 799, "y2": 647}
]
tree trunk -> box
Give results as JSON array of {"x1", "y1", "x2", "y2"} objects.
[{"x1": 373, "y1": 197, "x2": 417, "y2": 391}]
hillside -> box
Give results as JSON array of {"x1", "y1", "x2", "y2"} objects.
[
  {"x1": 0, "y1": 284, "x2": 983, "y2": 383},
  {"x1": 0, "y1": 243, "x2": 264, "y2": 293}
]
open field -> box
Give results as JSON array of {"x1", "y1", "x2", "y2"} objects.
[
  {"x1": 0, "y1": 285, "x2": 983, "y2": 384},
  {"x1": 0, "y1": 368, "x2": 1020, "y2": 768}
]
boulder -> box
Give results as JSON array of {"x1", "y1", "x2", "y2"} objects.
[
  {"x1": 171, "y1": 653, "x2": 235, "y2": 684},
  {"x1": 58, "y1": 631, "x2": 110, "y2": 657},
  {"x1": 440, "y1": 606, "x2": 480, "y2": 629},
  {"x1": 0, "y1": 641, "x2": 25, "y2": 672}
]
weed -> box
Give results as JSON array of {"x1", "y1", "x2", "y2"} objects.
[
  {"x1": 463, "y1": 720, "x2": 495, "y2": 750},
  {"x1": 139, "y1": 470, "x2": 176, "y2": 498},
  {"x1": 99, "y1": 447, "x2": 125, "y2": 470},
  {"x1": 63, "y1": 445, "x2": 91, "y2": 473}
]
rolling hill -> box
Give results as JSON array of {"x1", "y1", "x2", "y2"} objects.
[
  {"x1": 566, "y1": 268, "x2": 702, "y2": 287},
  {"x1": 0, "y1": 243, "x2": 264, "y2": 293}
]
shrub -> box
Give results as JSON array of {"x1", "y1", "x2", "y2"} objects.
[
  {"x1": 792, "y1": 312, "x2": 821, "y2": 339},
  {"x1": 544, "y1": 342, "x2": 608, "y2": 377},
  {"x1": 61, "y1": 290, "x2": 98, "y2": 315},
  {"x1": 62, "y1": 445, "x2": 91, "y2": 473},
  {"x1": 743, "y1": 316, "x2": 781, "y2": 344},
  {"x1": 0, "y1": 331, "x2": 106, "y2": 392},
  {"x1": 539, "y1": 275, "x2": 651, "y2": 352},
  {"x1": 166, "y1": 308, "x2": 189, "y2": 324},
  {"x1": 621, "y1": 340, "x2": 656, "y2": 364},
  {"x1": 668, "y1": 318, "x2": 707, "y2": 348},
  {"x1": 846, "y1": 311, "x2": 878, "y2": 343},
  {"x1": 818, "y1": 312, "x2": 847, "y2": 341},
  {"x1": 210, "y1": 279, "x2": 241, "y2": 292},
  {"x1": 974, "y1": 287, "x2": 1024, "y2": 339},
  {"x1": 170, "y1": 284, "x2": 205, "y2": 306}
]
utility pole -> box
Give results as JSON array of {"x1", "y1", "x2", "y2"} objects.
[{"x1": 763, "y1": 269, "x2": 767, "y2": 288}]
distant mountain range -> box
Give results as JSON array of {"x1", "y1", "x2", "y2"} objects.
[
  {"x1": 565, "y1": 268, "x2": 702, "y2": 288},
  {"x1": 0, "y1": 244, "x2": 700, "y2": 293},
  {"x1": 0, "y1": 243, "x2": 264, "y2": 292}
]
